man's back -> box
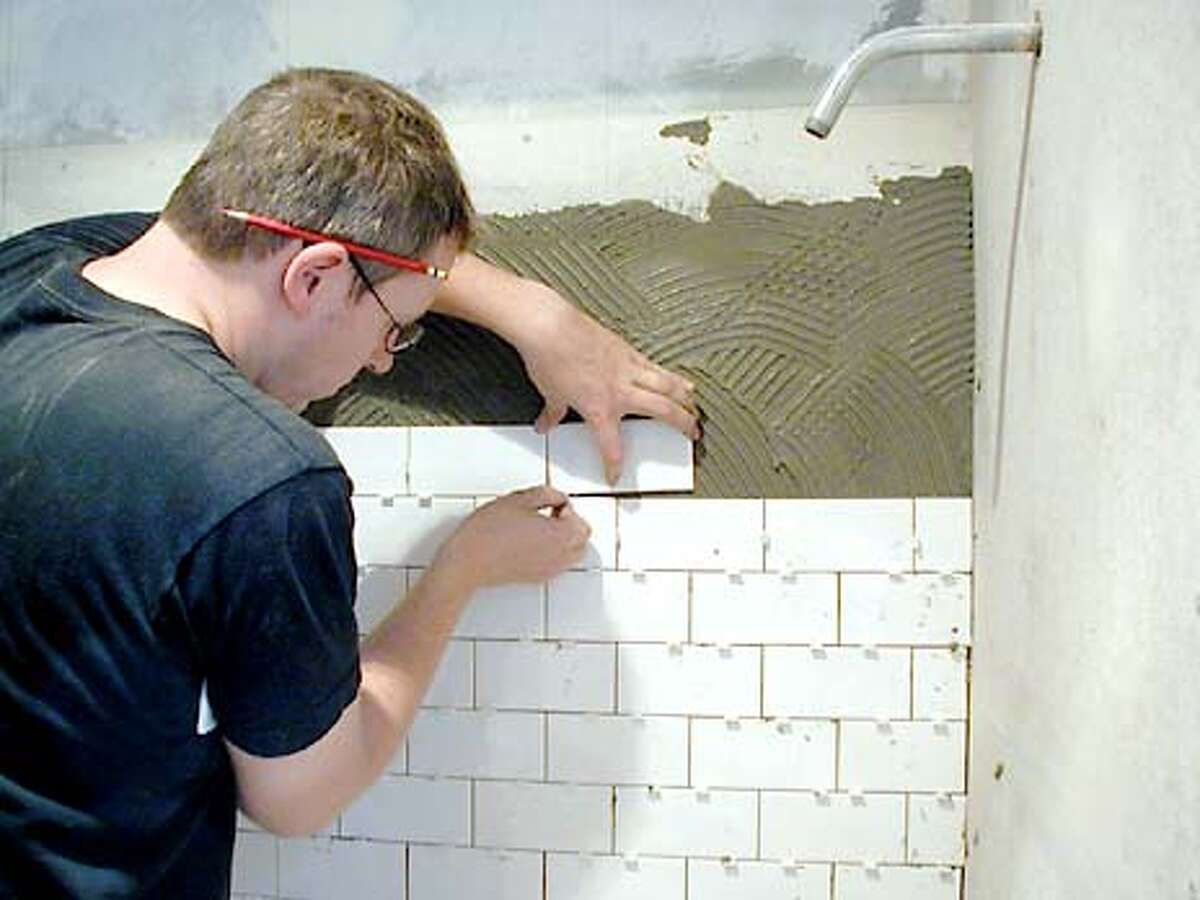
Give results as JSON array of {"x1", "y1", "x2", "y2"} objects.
[{"x1": 0, "y1": 215, "x2": 360, "y2": 897}]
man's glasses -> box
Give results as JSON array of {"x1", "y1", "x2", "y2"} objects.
[{"x1": 222, "y1": 208, "x2": 446, "y2": 354}]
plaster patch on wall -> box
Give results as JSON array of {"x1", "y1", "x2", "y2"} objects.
[{"x1": 307, "y1": 167, "x2": 974, "y2": 498}]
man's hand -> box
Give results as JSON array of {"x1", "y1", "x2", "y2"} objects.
[
  {"x1": 517, "y1": 290, "x2": 700, "y2": 484},
  {"x1": 432, "y1": 485, "x2": 590, "y2": 592},
  {"x1": 432, "y1": 254, "x2": 700, "y2": 485}
]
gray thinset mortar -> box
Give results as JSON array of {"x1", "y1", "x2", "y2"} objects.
[{"x1": 306, "y1": 167, "x2": 974, "y2": 498}]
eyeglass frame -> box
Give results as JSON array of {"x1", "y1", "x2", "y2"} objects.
[{"x1": 221, "y1": 208, "x2": 445, "y2": 355}]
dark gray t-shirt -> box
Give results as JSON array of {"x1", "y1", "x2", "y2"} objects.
[{"x1": 0, "y1": 214, "x2": 362, "y2": 897}]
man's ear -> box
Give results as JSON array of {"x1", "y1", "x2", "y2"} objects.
[{"x1": 279, "y1": 241, "x2": 351, "y2": 317}]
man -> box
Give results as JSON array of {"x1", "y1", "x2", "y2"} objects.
[{"x1": 0, "y1": 68, "x2": 698, "y2": 896}]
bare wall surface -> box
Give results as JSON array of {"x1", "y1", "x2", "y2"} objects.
[
  {"x1": 968, "y1": 1, "x2": 1200, "y2": 898},
  {"x1": 310, "y1": 169, "x2": 975, "y2": 498}
]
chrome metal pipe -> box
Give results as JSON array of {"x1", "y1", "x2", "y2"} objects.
[{"x1": 805, "y1": 23, "x2": 1042, "y2": 139}]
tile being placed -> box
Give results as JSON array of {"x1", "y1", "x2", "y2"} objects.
[
  {"x1": 408, "y1": 708, "x2": 542, "y2": 780},
  {"x1": 548, "y1": 852, "x2": 685, "y2": 900},
  {"x1": 616, "y1": 787, "x2": 756, "y2": 858},
  {"x1": 547, "y1": 570, "x2": 689, "y2": 642},
  {"x1": 278, "y1": 837, "x2": 404, "y2": 900},
  {"x1": 340, "y1": 775, "x2": 469, "y2": 843},
  {"x1": 765, "y1": 499, "x2": 913, "y2": 572},
  {"x1": 760, "y1": 792, "x2": 905, "y2": 863},
  {"x1": 841, "y1": 574, "x2": 970, "y2": 646},
  {"x1": 548, "y1": 419, "x2": 693, "y2": 494},
  {"x1": 908, "y1": 794, "x2": 966, "y2": 865},
  {"x1": 476, "y1": 640, "x2": 615, "y2": 712},
  {"x1": 691, "y1": 572, "x2": 837, "y2": 644},
  {"x1": 475, "y1": 781, "x2": 612, "y2": 853},
  {"x1": 409, "y1": 425, "x2": 546, "y2": 495},
  {"x1": 763, "y1": 647, "x2": 909, "y2": 719},
  {"x1": 688, "y1": 859, "x2": 832, "y2": 900},
  {"x1": 915, "y1": 497, "x2": 972, "y2": 572},
  {"x1": 619, "y1": 644, "x2": 759, "y2": 716},
  {"x1": 691, "y1": 718, "x2": 836, "y2": 790},
  {"x1": 350, "y1": 496, "x2": 473, "y2": 567},
  {"x1": 320, "y1": 426, "x2": 407, "y2": 495},
  {"x1": 409, "y1": 845, "x2": 542, "y2": 900},
  {"x1": 617, "y1": 498, "x2": 764, "y2": 571},
  {"x1": 839, "y1": 721, "x2": 966, "y2": 793},
  {"x1": 548, "y1": 713, "x2": 688, "y2": 786},
  {"x1": 834, "y1": 864, "x2": 960, "y2": 900},
  {"x1": 913, "y1": 647, "x2": 968, "y2": 719}
]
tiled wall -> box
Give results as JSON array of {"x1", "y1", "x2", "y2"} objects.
[{"x1": 231, "y1": 424, "x2": 971, "y2": 900}]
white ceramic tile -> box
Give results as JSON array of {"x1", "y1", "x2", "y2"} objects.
[
  {"x1": 912, "y1": 648, "x2": 968, "y2": 719},
  {"x1": 765, "y1": 500, "x2": 913, "y2": 572},
  {"x1": 476, "y1": 640, "x2": 615, "y2": 712},
  {"x1": 834, "y1": 864, "x2": 960, "y2": 900},
  {"x1": 547, "y1": 570, "x2": 688, "y2": 642},
  {"x1": 691, "y1": 718, "x2": 836, "y2": 790},
  {"x1": 617, "y1": 498, "x2": 763, "y2": 571},
  {"x1": 760, "y1": 792, "x2": 905, "y2": 863},
  {"x1": 548, "y1": 852, "x2": 685, "y2": 900},
  {"x1": 386, "y1": 739, "x2": 407, "y2": 776},
  {"x1": 351, "y1": 496, "x2": 473, "y2": 567},
  {"x1": 618, "y1": 644, "x2": 759, "y2": 716},
  {"x1": 454, "y1": 579, "x2": 544, "y2": 639},
  {"x1": 570, "y1": 496, "x2": 618, "y2": 569},
  {"x1": 841, "y1": 574, "x2": 970, "y2": 646},
  {"x1": 547, "y1": 713, "x2": 688, "y2": 786},
  {"x1": 688, "y1": 859, "x2": 832, "y2": 900},
  {"x1": 914, "y1": 498, "x2": 972, "y2": 572},
  {"x1": 409, "y1": 845, "x2": 542, "y2": 900},
  {"x1": 408, "y1": 708, "x2": 542, "y2": 780},
  {"x1": 409, "y1": 425, "x2": 546, "y2": 495},
  {"x1": 355, "y1": 566, "x2": 405, "y2": 634},
  {"x1": 839, "y1": 722, "x2": 966, "y2": 793},
  {"x1": 691, "y1": 573, "x2": 837, "y2": 644},
  {"x1": 340, "y1": 776, "x2": 469, "y2": 843},
  {"x1": 475, "y1": 781, "x2": 612, "y2": 853},
  {"x1": 231, "y1": 831, "x2": 277, "y2": 896},
  {"x1": 907, "y1": 794, "x2": 966, "y2": 865},
  {"x1": 548, "y1": 419, "x2": 693, "y2": 494},
  {"x1": 278, "y1": 837, "x2": 404, "y2": 900},
  {"x1": 763, "y1": 647, "x2": 909, "y2": 719},
  {"x1": 422, "y1": 639, "x2": 473, "y2": 708},
  {"x1": 615, "y1": 786, "x2": 756, "y2": 857},
  {"x1": 321, "y1": 426, "x2": 408, "y2": 495}
]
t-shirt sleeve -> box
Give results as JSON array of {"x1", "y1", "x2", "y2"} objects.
[{"x1": 179, "y1": 468, "x2": 362, "y2": 757}]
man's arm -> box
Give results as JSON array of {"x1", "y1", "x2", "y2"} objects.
[
  {"x1": 226, "y1": 485, "x2": 589, "y2": 836},
  {"x1": 433, "y1": 253, "x2": 700, "y2": 484}
]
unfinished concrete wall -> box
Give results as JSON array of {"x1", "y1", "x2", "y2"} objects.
[{"x1": 968, "y1": 1, "x2": 1200, "y2": 897}]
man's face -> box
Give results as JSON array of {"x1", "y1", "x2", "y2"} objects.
[{"x1": 276, "y1": 235, "x2": 459, "y2": 410}]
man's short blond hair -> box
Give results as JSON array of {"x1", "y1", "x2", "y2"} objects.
[{"x1": 162, "y1": 68, "x2": 475, "y2": 284}]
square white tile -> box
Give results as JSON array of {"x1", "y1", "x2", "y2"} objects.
[
  {"x1": 408, "y1": 845, "x2": 542, "y2": 900},
  {"x1": 570, "y1": 496, "x2": 618, "y2": 569},
  {"x1": 907, "y1": 794, "x2": 966, "y2": 865},
  {"x1": 351, "y1": 496, "x2": 473, "y2": 567},
  {"x1": 409, "y1": 425, "x2": 546, "y2": 495},
  {"x1": 688, "y1": 859, "x2": 832, "y2": 900},
  {"x1": 913, "y1": 647, "x2": 968, "y2": 719},
  {"x1": 422, "y1": 639, "x2": 473, "y2": 708},
  {"x1": 841, "y1": 574, "x2": 970, "y2": 646},
  {"x1": 476, "y1": 640, "x2": 615, "y2": 712},
  {"x1": 691, "y1": 718, "x2": 836, "y2": 790},
  {"x1": 839, "y1": 721, "x2": 966, "y2": 793},
  {"x1": 408, "y1": 708, "x2": 542, "y2": 780},
  {"x1": 691, "y1": 572, "x2": 837, "y2": 644},
  {"x1": 834, "y1": 864, "x2": 960, "y2": 900},
  {"x1": 278, "y1": 837, "x2": 404, "y2": 900},
  {"x1": 547, "y1": 713, "x2": 688, "y2": 786},
  {"x1": 340, "y1": 776, "x2": 469, "y2": 843},
  {"x1": 619, "y1": 644, "x2": 759, "y2": 716},
  {"x1": 548, "y1": 419, "x2": 693, "y2": 494},
  {"x1": 547, "y1": 570, "x2": 689, "y2": 642},
  {"x1": 454, "y1": 579, "x2": 544, "y2": 639},
  {"x1": 547, "y1": 852, "x2": 685, "y2": 900},
  {"x1": 231, "y1": 831, "x2": 277, "y2": 896},
  {"x1": 617, "y1": 498, "x2": 763, "y2": 571},
  {"x1": 475, "y1": 781, "x2": 612, "y2": 853},
  {"x1": 763, "y1": 647, "x2": 910, "y2": 719},
  {"x1": 354, "y1": 566, "x2": 405, "y2": 634},
  {"x1": 616, "y1": 786, "x2": 757, "y2": 857},
  {"x1": 765, "y1": 499, "x2": 913, "y2": 572},
  {"x1": 760, "y1": 792, "x2": 905, "y2": 863}
]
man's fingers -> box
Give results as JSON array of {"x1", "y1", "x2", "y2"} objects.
[
  {"x1": 633, "y1": 363, "x2": 697, "y2": 411},
  {"x1": 627, "y1": 386, "x2": 700, "y2": 440},
  {"x1": 511, "y1": 484, "x2": 569, "y2": 510},
  {"x1": 586, "y1": 417, "x2": 624, "y2": 485},
  {"x1": 534, "y1": 400, "x2": 569, "y2": 434}
]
